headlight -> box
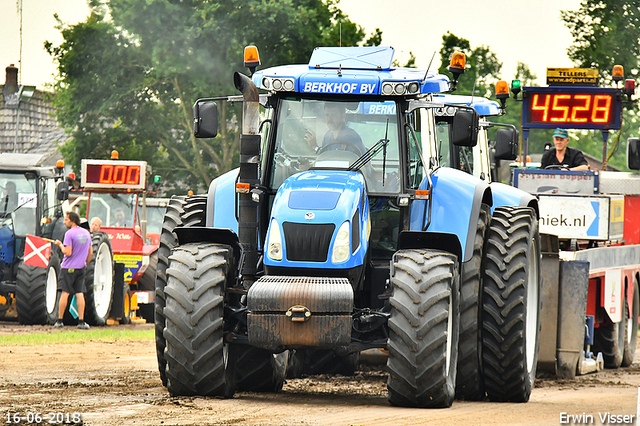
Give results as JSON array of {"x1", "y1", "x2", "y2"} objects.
[
  {"x1": 331, "y1": 221, "x2": 351, "y2": 263},
  {"x1": 283, "y1": 79, "x2": 295, "y2": 91},
  {"x1": 267, "y1": 219, "x2": 283, "y2": 261}
]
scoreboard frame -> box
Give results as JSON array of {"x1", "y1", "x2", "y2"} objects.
[
  {"x1": 522, "y1": 86, "x2": 622, "y2": 131},
  {"x1": 81, "y1": 159, "x2": 147, "y2": 190}
]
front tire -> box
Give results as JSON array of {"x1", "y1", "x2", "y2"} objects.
[
  {"x1": 387, "y1": 249, "x2": 460, "y2": 408},
  {"x1": 482, "y1": 206, "x2": 541, "y2": 402},
  {"x1": 84, "y1": 232, "x2": 114, "y2": 326},
  {"x1": 16, "y1": 248, "x2": 62, "y2": 325},
  {"x1": 155, "y1": 195, "x2": 206, "y2": 386},
  {"x1": 163, "y1": 243, "x2": 235, "y2": 397}
]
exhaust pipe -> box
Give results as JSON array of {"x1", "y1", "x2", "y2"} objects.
[{"x1": 234, "y1": 72, "x2": 260, "y2": 286}]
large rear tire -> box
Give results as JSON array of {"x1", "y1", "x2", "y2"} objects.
[
  {"x1": 593, "y1": 315, "x2": 625, "y2": 369},
  {"x1": 137, "y1": 251, "x2": 157, "y2": 292},
  {"x1": 155, "y1": 195, "x2": 206, "y2": 386},
  {"x1": 622, "y1": 278, "x2": 639, "y2": 367},
  {"x1": 233, "y1": 345, "x2": 287, "y2": 392},
  {"x1": 482, "y1": 206, "x2": 541, "y2": 402},
  {"x1": 163, "y1": 243, "x2": 235, "y2": 397},
  {"x1": 456, "y1": 203, "x2": 490, "y2": 400},
  {"x1": 593, "y1": 279, "x2": 631, "y2": 369},
  {"x1": 84, "y1": 232, "x2": 114, "y2": 326},
  {"x1": 387, "y1": 249, "x2": 460, "y2": 408},
  {"x1": 16, "y1": 248, "x2": 62, "y2": 325}
]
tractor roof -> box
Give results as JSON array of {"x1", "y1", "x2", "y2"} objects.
[
  {"x1": 0, "y1": 153, "x2": 58, "y2": 175},
  {"x1": 433, "y1": 94, "x2": 501, "y2": 116},
  {"x1": 252, "y1": 46, "x2": 450, "y2": 96}
]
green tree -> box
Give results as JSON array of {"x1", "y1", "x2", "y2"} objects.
[
  {"x1": 47, "y1": 0, "x2": 376, "y2": 193},
  {"x1": 561, "y1": 0, "x2": 640, "y2": 170},
  {"x1": 437, "y1": 32, "x2": 502, "y2": 99}
]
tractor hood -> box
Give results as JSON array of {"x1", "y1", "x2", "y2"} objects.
[{"x1": 264, "y1": 170, "x2": 370, "y2": 270}]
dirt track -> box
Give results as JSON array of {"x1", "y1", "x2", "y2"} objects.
[{"x1": 2, "y1": 323, "x2": 640, "y2": 426}]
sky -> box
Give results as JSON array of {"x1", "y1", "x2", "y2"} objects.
[{"x1": 0, "y1": 0, "x2": 583, "y2": 90}]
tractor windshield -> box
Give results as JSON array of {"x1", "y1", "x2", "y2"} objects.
[
  {"x1": 0, "y1": 173, "x2": 37, "y2": 237},
  {"x1": 87, "y1": 193, "x2": 138, "y2": 228},
  {"x1": 269, "y1": 98, "x2": 401, "y2": 193}
]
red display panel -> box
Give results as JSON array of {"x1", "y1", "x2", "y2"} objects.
[
  {"x1": 522, "y1": 87, "x2": 621, "y2": 130},
  {"x1": 81, "y1": 160, "x2": 147, "y2": 190}
]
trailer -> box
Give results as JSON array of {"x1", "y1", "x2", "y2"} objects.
[{"x1": 494, "y1": 68, "x2": 640, "y2": 377}]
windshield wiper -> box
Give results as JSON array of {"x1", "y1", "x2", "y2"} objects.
[{"x1": 348, "y1": 119, "x2": 390, "y2": 182}]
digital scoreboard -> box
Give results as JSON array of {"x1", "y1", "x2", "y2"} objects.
[
  {"x1": 522, "y1": 86, "x2": 622, "y2": 130},
  {"x1": 81, "y1": 159, "x2": 147, "y2": 190}
]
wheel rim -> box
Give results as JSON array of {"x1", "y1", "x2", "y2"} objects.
[
  {"x1": 124, "y1": 291, "x2": 130, "y2": 319},
  {"x1": 46, "y1": 267, "x2": 57, "y2": 315},
  {"x1": 526, "y1": 238, "x2": 539, "y2": 374},
  {"x1": 93, "y1": 242, "x2": 113, "y2": 318},
  {"x1": 446, "y1": 291, "x2": 453, "y2": 374}
]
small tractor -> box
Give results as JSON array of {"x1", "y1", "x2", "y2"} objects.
[{"x1": 155, "y1": 46, "x2": 542, "y2": 407}]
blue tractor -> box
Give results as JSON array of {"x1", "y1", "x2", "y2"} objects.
[
  {"x1": 0, "y1": 153, "x2": 69, "y2": 324},
  {"x1": 155, "y1": 46, "x2": 541, "y2": 407}
]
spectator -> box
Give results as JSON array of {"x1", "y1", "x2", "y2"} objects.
[
  {"x1": 53, "y1": 211, "x2": 93, "y2": 329},
  {"x1": 90, "y1": 217, "x2": 101, "y2": 233}
]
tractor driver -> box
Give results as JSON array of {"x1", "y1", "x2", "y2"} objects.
[
  {"x1": 540, "y1": 128, "x2": 589, "y2": 171},
  {"x1": 114, "y1": 208, "x2": 127, "y2": 227},
  {"x1": 2, "y1": 181, "x2": 18, "y2": 213},
  {"x1": 304, "y1": 103, "x2": 366, "y2": 157}
]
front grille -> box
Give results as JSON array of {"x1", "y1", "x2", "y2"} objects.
[{"x1": 283, "y1": 222, "x2": 335, "y2": 262}]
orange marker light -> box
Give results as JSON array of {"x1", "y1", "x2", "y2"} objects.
[
  {"x1": 187, "y1": 190, "x2": 194, "y2": 196},
  {"x1": 244, "y1": 45, "x2": 261, "y2": 69},
  {"x1": 448, "y1": 52, "x2": 466, "y2": 73},
  {"x1": 56, "y1": 159, "x2": 65, "y2": 168},
  {"x1": 111, "y1": 150, "x2": 119, "y2": 160},
  {"x1": 496, "y1": 80, "x2": 509, "y2": 97},
  {"x1": 612, "y1": 65, "x2": 624, "y2": 82},
  {"x1": 236, "y1": 183, "x2": 250, "y2": 193},
  {"x1": 415, "y1": 190, "x2": 430, "y2": 200}
]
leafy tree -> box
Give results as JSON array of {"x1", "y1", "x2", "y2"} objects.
[
  {"x1": 437, "y1": 32, "x2": 502, "y2": 99},
  {"x1": 561, "y1": 0, "x2": 640, "y2": 170},
  {"x1": 47, "y1": 0, "x2": 377, "y2": 194}
]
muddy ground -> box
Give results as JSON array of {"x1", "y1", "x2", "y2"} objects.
[{"x1": 1, "y1": 322, "x2": 640, "y2": 426}]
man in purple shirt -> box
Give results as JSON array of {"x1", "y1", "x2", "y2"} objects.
[{"x1": 53, "y1": 211, "x2": 94, "y2": 329}]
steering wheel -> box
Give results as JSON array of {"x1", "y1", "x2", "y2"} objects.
[
  {"x1": 544, "y1": 165, "x2": 570, "y2": 170},
  {"x1": 317, "y1": 140, "x2": 364, "y2": 156}
]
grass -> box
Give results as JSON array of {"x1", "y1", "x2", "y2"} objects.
[{"x1": 0, "y1": 328, "x2": 154, "y2": 346}]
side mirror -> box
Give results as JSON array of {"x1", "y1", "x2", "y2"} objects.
[
  {"x1": 451, "y1": 109, "x2": 479, "y2": 147},
  {"x1": 494, "y1": 128, "x2": 518, "y2": 161},
  {"x1": 628, "y1": 137, "x2": 640, "y2": 170},
  {"x1": 193, "y1": 100, "x2": 218, "y2": 138},
  {"x1": 57, "y1": 181, "x2": 69, "y2": 201}
]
